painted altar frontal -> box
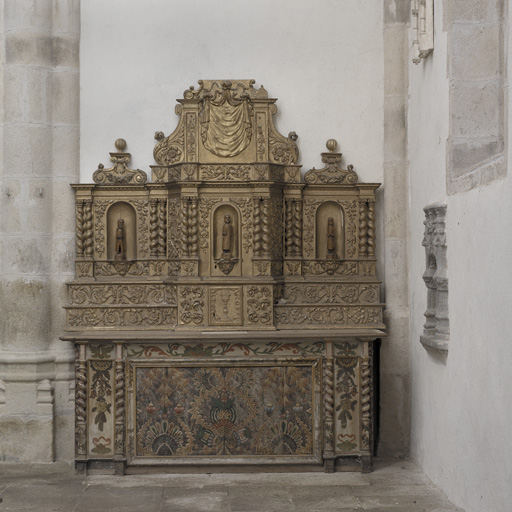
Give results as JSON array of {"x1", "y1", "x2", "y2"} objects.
[{"x1": 62, "y1": 80, "x2": 386, "y2": 474}]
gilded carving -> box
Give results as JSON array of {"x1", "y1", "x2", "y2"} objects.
[
  {"x1": 199, "y1": 81, "x2": 252, "y2": 158},
  {"x1": 167, "y1": 197, "x2": 180, "y2": 258},
  {"x1": 230, "y1": 197, "x2": 252, "y2": 254},
  {"x1": 186, "y1": 113, "x2": 196, "y2": 161},
  {"x1": 76, "y1": 200, "x2": 85, "y2": 257},
  {"x1": 199, "y1": 197, "x2": 222, "y2": 253},
  {"x1": 256, "y1": 115, "x2": 266, "y2": 161},
  {"x1": 157, "y1": 199, "x2": 167, "y2": 257},
  {"x1": 339, "y1": 200, "x2": 357, "y2": 258},
  {"x1": 153, "y1": 127, "x2": 184, "y2": 165},
  {"x1": 179, "y1": 286, "x2": 205, "y2": 325},
  {"x1": 247, "y1": 286, "x2": 272, "y2": 325},
  {"x1": 75, "y1": 357, "x2": 87, "y2": 456},
  {"x1": 304, "y1": 140, "x2": 357, "y2": 185},
  {"x1": 76, "y1": 262, "x2": 93, "y2": 279},
  {"x1": 93, "y1": 139, "x2": 147, "y2": 185},
  {"x1": 149, "y1": 200, "x2": 158, "y2": 257},
  {"x1": 133, "y1": 200, "x2": 149, "y2": 258},
  {"x1": 282, "y1": 284, "x2": 379, "y2": 305},
  {"x1": 210, "y1": 287, "x2": 242, "y2": 325},
  {"x1": 303, "y1": 260, "x2": 358, "y2": 276},
  {"x1": 95, "y1": 261, "x2": 149, "y2": 277},
  {"x1": 93, "y1": 200, "x2": 114, "y2": 258},
  {"x1": 199, "y1": 165, "x2": 251, "y2": 181},
  {"x1": 303, "y1": 199, "x2": 320, "y2": 258},
  {"x1": 360, "y1": 353, "x2": 372, "y2": 451},
  {"x1": 269, "y1": 131, "x2": 299, "y2": 165}
]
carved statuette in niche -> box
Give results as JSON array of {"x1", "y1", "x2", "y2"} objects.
[
  {"x1": 327, "y1": 217, "x2": 337, "y2": 260},
  {"x1": 222, "y1": 215, "x2": 233, "y2": 257},
  {"x1": 115, "y1": 219, "x2": 126, "y2": 261}
]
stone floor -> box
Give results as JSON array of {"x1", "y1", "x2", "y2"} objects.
[{"x1": 0, "y1": 459, "x2": 463, "y2": 512}]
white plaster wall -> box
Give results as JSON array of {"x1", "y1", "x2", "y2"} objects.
[
  {"x1": 80, "y1": 0, "x2": 384, "y2": 185},
  {"x1": 408, "y1": 2, "x2": 512, "y2": 511}
]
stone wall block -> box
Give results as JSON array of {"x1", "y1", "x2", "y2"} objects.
[
  {"x1": 50, "y1": 236, "x2": 75, "y2": 275},
  {"x1": 50, "y1": 71, "x2": 79, "y2": 125},
  {"x1": 381, "y1": 310, "x2": 410, "y2": 374},
  {"x1": 3, "y1": 68, "x2": 25, "y2": 122},
  {"x1": 5, "y1": 31, "x2": 53, "y2": 67},
  {"x1": 3, "y1": 125, "x2": 53, "y2": 177},
  {"x1": 49, "y1": 279, "x2": 72, "y2": 340},
  {"x1": 378, "y1": 372, "x2": 410, "y2": 458},
  {"x1": 449, "y1": 0, "x2": 502, "y2": 24},
  {"x1": 26, "y1": 178, "x2": 52, "y2": 232},
  {"x1": 384, "y1": 239, "x2": 409, "y2": 308},
  {"x1": 0, "y1": 179, "x2": 22, "y2": 232},
  {"x1": 4, "y1": 0, "x2": 53, "y2": 32},
  {"x1": 51, "y1": 33, "x2": 79, "y2": 68},
  {"x1": 448, "y1": 137, "x2": 504, "y2": 178},
  {"x1": 384, "y1": 0, "x2": 412, "y2": 24},
  {"x1": 52, "y1": 0, "x2": 81, "y2": 34},
  {"x1": 384, "y1": 96, "x2": 407, "y2": 162},
  {"x1": 2, "y1": 278, "x2": 51, "y2": 350},
  {"x1": 3, "y1": 237, "x2": 53, "y2": 275},
  {"x1": 52, "y1": 127, "x2": 79, "y2": 177},
  {"x1": 451, "y1": 82, "x2": 501, "y2": 138},
  {"x1": 384, "y1": 25, "x2": 409, "y2": 96},
  {"x1": 25, "y1": 68, "x2": 48, "y2": 124},
  {"x1": 383, "y1": 162, "x2": 408, "y2": 239},
  {"x1": 51, "y1": 180, "x2": 77, "y2": 230},
  {"x1": 450, "y1": 23, "x2": 501, "y2": 80}
]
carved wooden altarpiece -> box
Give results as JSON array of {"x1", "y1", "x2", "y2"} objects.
[{"x1": 62, "y1": 80, "x2": 386, "y2": 475}]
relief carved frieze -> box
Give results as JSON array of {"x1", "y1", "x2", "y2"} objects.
[
  {"x1": 68, "y1": 307, "x2": 177, "y2": 328},
  {"x1": 95, "y1": 261, "x2": 150, "y2": 277},
  {"x1": 199, "y1": 165, "x2": 251, "y2": 181},
  {"x1": 69, "y1": 284, "x2": 176, "y2": 306},
  {"x1": 274, "y1": 306, "x2": 382, "y2": 327},
  {"x1": 303, "y1": 260, "x2": 358, "y2": 276},
  {"x1": 282, "y1": 284, "x2": 379, "y2": 305}
]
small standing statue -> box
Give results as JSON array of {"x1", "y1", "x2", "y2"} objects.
[
  {"x1": 115, "y1": 218, "x2": 126, "y2": 260},
  {"x1": 222, "y1": 214, "x2": 232, "y2": 258},
  {"x1": 326, "y1": 217, "x2": 337, "y2": 260}
]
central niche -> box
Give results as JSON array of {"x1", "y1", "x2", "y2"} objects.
[
  {"x1": 107, "y1": 202, "x2": 136, "y2": 261},
  {"x1": 212, "y1": 204, "x2": 240, "y2": 276},
  {"x1": 315, "y1": 202, "x2": 344, "y2": 260}
]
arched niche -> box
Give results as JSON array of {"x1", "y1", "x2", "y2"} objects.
[
  {"x1": 107, "y1": 202, "x2": 137, "y2": 260},
  {"x1": 315, "y1": 202, "x2": 344, "y2": 259},
  {"x1": 213, "y1": 204, "x2": 240, "y2": 260}
]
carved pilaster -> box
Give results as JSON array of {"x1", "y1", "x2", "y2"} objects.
[
  {"x1": 358, "y1": 200, "x2": 368, "y2": 257},
  {"x1": 75, "y1": 343, "x2": 87, "y2": 459},
  {"x1": 83, "y1": 200, "x2": 93, "y2": 258},
  {"x1": 149, "y1": 199, "x2": 158, "y2": 257}
]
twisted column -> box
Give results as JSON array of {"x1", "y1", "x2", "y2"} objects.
[
  {"x1": 360, "y1": 356, "x2": 371, "y2": 451},
  {"x1": 253, "y1": 198, "x2": 262, "y2": 256},
  {"x1": 189, "y1": 198, "x2": 198, "y2": 257},
  {"x1": 359, "y1": 200, "x2": 368, "y2": 257},
  {"x1": 285, "y1": 199, "x2": 293, "y2": 257},
  {"x1": 114, "y1": 343, "x2": 125, "y2": 457},
  {"x1": 76, "y1": 200, "x2": 85, "y2": 257},
  {"x1": 367, "y1": 200, "x2": 375, "y2": 257},
  {"x1": 180, "y1": 198, "x2": 190, "y2": 257},
  {"x1": 157, "y1": 199, "x2": 167, "y2": 257},
  {"x1": 292, "y1": 199, "x2": 302, "y2": 255},
  {"x1": 83, "y1": 200, "x2": 93, "y2": 257},
  {"x1": 261, "y1": 198, "x2": 270, "y2": 257},
  {"x1": 149, "y1": 199, "x2": 159, "y2": 257},
  {"x1": 75, "y1": 343, "x2": 87, "y2": 457},
  {"x1": 324, "y1": 356, "x2": 335, "y2": 451}
]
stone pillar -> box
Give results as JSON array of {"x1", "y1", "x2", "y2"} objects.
[
  {"x1": 380, "y1": 0, "x2": 411, "y2": 458},
  {"x1": 0, "y1": 0, "x2": 80, "y2": 462}
]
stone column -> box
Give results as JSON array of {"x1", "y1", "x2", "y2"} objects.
[
  {"x1": 0, "y1": 0, "x2": 80, "y2": 462},
  {"x1": 380, "y1": 0, "x2": 411, "y2": 458}
]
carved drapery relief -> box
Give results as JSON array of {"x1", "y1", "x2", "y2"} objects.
[{"x1": 421, "y1": 203, "x2": 449, "y2": 351}]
